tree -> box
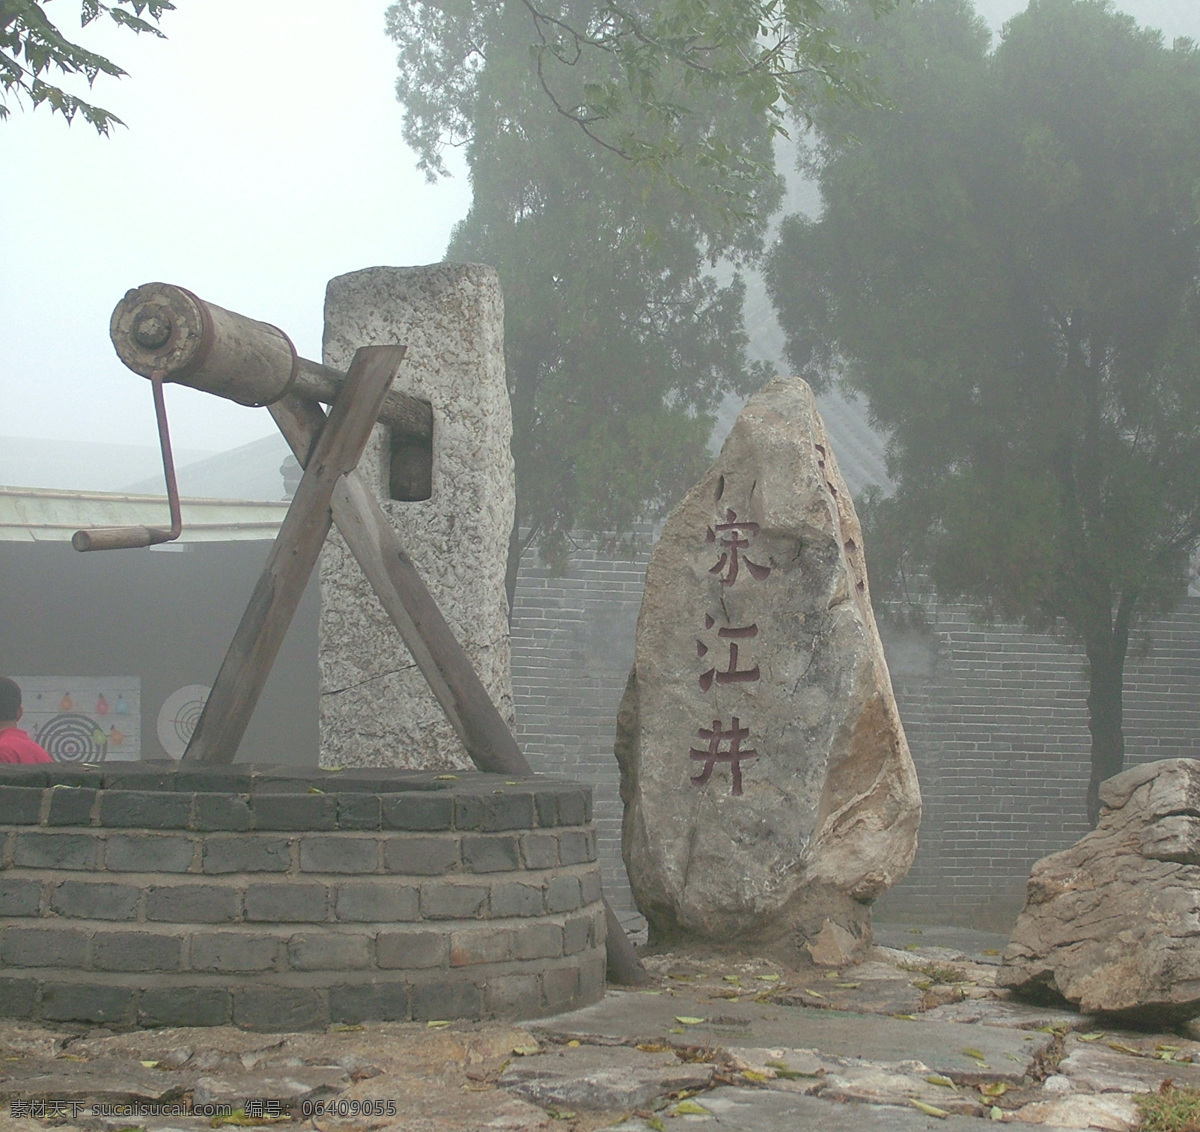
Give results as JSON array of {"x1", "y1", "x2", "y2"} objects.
[
  {"x1": 766, "y1": 0, "x2": 1200, "y2": 823},
  {"x1": 388, "y1": 0, "x2": 902, "y2": 207},
  {"x1": 389, "y1": 1, "x2": 808, "y2": 598},
  {"x1": 1, "y1": 0, "x2": 173, "y2": 133}
]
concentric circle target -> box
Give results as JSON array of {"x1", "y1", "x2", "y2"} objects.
[
  {"x1": 36, "y1": 713, "x2": 107, "y2": 763},
  {"x1": 156, "y1": 685, "x2": 211, "y2": 759}
]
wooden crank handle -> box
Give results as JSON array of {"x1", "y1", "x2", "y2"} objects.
[{"x1": 72, "y1": 526, "x2": 176, "y2": 552}]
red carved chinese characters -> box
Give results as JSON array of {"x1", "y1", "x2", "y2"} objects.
[
  {"x1": 690, "y1": 716, "x2": 757, "y2": 796},
  {"x1": 706, "y1": 509, "x2": 771, "y2": 586},
  {"x1": 689, "y1": 502, "x2": 772, "y2": 796},
  {"x1": 697, "y1": 613, "x2": 760, "y2": 692}
]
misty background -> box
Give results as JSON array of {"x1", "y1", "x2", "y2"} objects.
[{"x1": 2, "y1": 0, "x2": 1196, "y2": 494}]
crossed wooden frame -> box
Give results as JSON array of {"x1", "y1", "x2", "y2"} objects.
[{"x1": 79, "y1": 284, "x2": 647, "y2": 985}]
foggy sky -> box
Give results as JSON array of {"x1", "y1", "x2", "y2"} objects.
[{"x1": 1, "y1": 0, "x2": 1195, "y2": 460}]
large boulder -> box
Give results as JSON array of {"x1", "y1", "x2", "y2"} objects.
[
  {"x1": 999, "y1": 758, "x2": 1200, "y2": 1025},
  {"x1": 615, "y1": 376, "x2": 921, "y2": 961}
]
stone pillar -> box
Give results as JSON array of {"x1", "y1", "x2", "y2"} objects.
[{"x1": 319, "y1": 264, "x2": 515, "y2": 769}]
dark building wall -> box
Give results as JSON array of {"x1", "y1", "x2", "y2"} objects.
[
  {"x1": 509, "y1": 535, "x2": 650, "y2": 914},
  {"x1": 507, "y1": 531, "x2": 1200, "y2": 928},
  {"x1": 876, "y1": 598, "x2": 1200, "y2": 929},
  {"x1": 0, "y1": 541, "x2": 319, "y2": 764}
]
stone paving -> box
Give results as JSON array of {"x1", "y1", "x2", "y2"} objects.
[{"x1": 1, "y1": 924, "x2": 1196, "y2": 1131}]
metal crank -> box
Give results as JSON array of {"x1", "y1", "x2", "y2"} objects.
[{"x1": 71, "y1": 369, "x2": 183, "y2": 551}]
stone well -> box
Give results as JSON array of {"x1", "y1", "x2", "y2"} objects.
[{"x1": 0, "y1": 764, "x2": 605, "y2": 1030}]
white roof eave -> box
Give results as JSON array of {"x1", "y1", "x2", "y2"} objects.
[{"x1": 0, "y1": 486, "x2": 289, "y2": 544}]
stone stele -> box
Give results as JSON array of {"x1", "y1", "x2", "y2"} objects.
[
  {"x1": 999, "y1": 757, "x2": 1200, "y2": 1025},
  {"x1": 319, "y1": 264, "x2": 515, "y2": 769},
  {"x1": 615, "y1": 375, "x2": 920, "y2": 960}
]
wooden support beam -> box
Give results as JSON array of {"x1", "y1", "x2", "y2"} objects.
[
  {"x1": 181, "y1": 345, "x2": 406, "y2": 764},
  {"x1": 269, "y1": 394, "x2": 651, "y2": 987}
]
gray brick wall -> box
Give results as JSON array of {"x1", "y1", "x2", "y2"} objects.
[
  {"x1": 510, "y1": 532, "x2": 650, "y2": 915},
  {"x1": 0, "y1": 766, "x2": 605, "y2": 1029},
  {"x1": 876, "y1": 599, "x2": 1200, "y2": 929},
  {"x1": 508, "y1": 531, "x2": 1200, "y2": 931}
]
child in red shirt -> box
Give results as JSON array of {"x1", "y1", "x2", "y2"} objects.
[{"x1": 0, "y1": 677, "x2": 54, "y2": 764}]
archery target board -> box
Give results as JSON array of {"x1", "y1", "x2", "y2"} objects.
[
  {"x1": 16, "y1": 677, "x2": 141, "y2": 763},
  {"x1": 157, "y1": 685, "x2": 210, "y2": 759}
]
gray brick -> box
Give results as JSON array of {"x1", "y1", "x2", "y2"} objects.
[
  {"x1": 300, "y1": 835, "x2": 379, "y2": 874},
  {"x1": 453, "y1": 793, "x2": 485, "y2": 832},
  {"x1": 253, "y1": 793, "x2": 337, "y2": 831},
  {"x1": 2, "y1": 925, "x2": 89, "y2": 967},
  {"x1": 384, "y1": 835, "x2": 459, "y2": 875},
  {"x1": 139, "y1": 986, "x2": 232, "y2": 1027},
  {"x1": 233, "y1": 986, "x2": 325, "y2": 1031},
  {"x1": 481, "y1": 791, "x2": 536, "y2": 832},
  {"x1": 328, "y1": 979, "x2": 409, "y2": 1023},
  {"x1": 590, "y1": 905, "x2": 606, "y2": 945},
  {"x1": 145, "y1": 884, "x2": 239, "y2": 923},
  {"x1": 580, "y1": 867, "x2": 603, "y2": 906},
  {"x1": 335, "y1": 881, "x2": 418, "y2": 923},
  {"x1": 485, "y1": 973, "x2": 543, "y2": 1017},
  {"x1": 0, "y1": 785, "x2": 41, "y2": 824},
  {"x1": 190, "y1": 930, "x2": 282, "y2": 972},
  {"x1": 450, "y1": 926, "x2": 515, "y2": 966},
  {"x1": 244, "y1": 882, "x2": 328, "y2": 922},
  {"x1": 546, "y1": 875, "x2": 582, "y2": 913},
  {"x1": 381, "y1": 793, "x2": 453, "y2": 831},
  {"x1": 105, "y1": 833, "x2": 196, "y2": 873},
  {"x1": 558, "y1": 830, "x2": 593, "y2": 866},
  {"x1": 543, "y1": 963, "x2": 581, "y2": 1011},
  {"x1": 563, "y1": 914, "x2": 590, "y2": 956},
  {"x1": 580, "y1": 949, "x2": 606, "y2": 1001},
  {"x1": 514, "y1": 921, "x2": 564, "y2": 960},
  {"x1": 51, "y1": 880, "x2": 141, "y2": 920},
  {"x1": 410, "y1": 975, "x2": 482, "y2": 1022},
  {"x1": 101, "y1": 768, "x2": 177, "y2": 791},
  {"x1": 173, "y1": 768, "x2": 255, "y2": 793},
  {"x1": 92, "y1": 930, "x2": 182, "y2": 971},
  {"x1": 99, "y1": 790, "x2": 192, "y2": 829},
  {"x1": 193, "y1": 793, "x2": 253, "y2": 831},
  {"x1": 336, "y1": 794, "x2": 380, "y2": 831},
  {"x1": 45, "y1": 787, "x2": 97, "y2": 826},
  {"x1": 461, "y1": 834, "x2": 520, "y2": 874},
  {"x1": 376, "y1": 928, "x2": 447, "y2": 969},
  {"x1": 490, "y1": 881, "x2": 544, "y2": 919},
  {"x1": 40, "y1": 982, "x2": 135, "y2": 1024},
  {"x1": 0, "y1": 877, "x2": 41, "y2": 916},
  {"x1": 521, "y1": 832, "x2": 560, "y2": 870},
  {"x1": 287, "y1": 931, "x2": 372, "y2": 970},
  {"x1": 419, "y1": 881, "x2": 487, "y2": 921},
  {"x1": 534, "y1": 791, "x2": 557, "y2": 828},
  {"x1": 0, "y1": 977, "x2": 37, "y2": 1017},
  {"x1": 202, "y1": 835, "x2": 292, "y2": 874},
  {"x1": 558, "y1": 789, "x2": 590, "y2": 826},
  {"x1": 15, "y1": 832, "x2": 99, "y2": 870}
]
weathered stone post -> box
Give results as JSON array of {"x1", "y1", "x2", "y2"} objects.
[{"x1": 319, "y1": 264, "x2": 516, "y2": 769}]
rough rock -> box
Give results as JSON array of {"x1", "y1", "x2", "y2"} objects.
[
  {"x1": 615, "y1": 375, "x2": 920, "y2": 959},
  {"x1": 1057, "y1": 1041, "x2": 1200, "y2": 1094},
  {"x1": 0, "y1": 1057, "x2": 186, "y2": 1104},
  {"x1": 1011, "y1": 1094, "x2": 1141, "y2": 1131},
  {"x1": 498, "y1": 1044, "x2": 712, "y2": 1111},
  {"x1": 190, "y1": 1066, "x2": 348, "y2": 1107},
  {"x1": 319, "y1": 264, "x2": 515, "y2": 769},
  {"x1": 999, "y1": 758, "x2": 1200, "y2": 1024}
]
